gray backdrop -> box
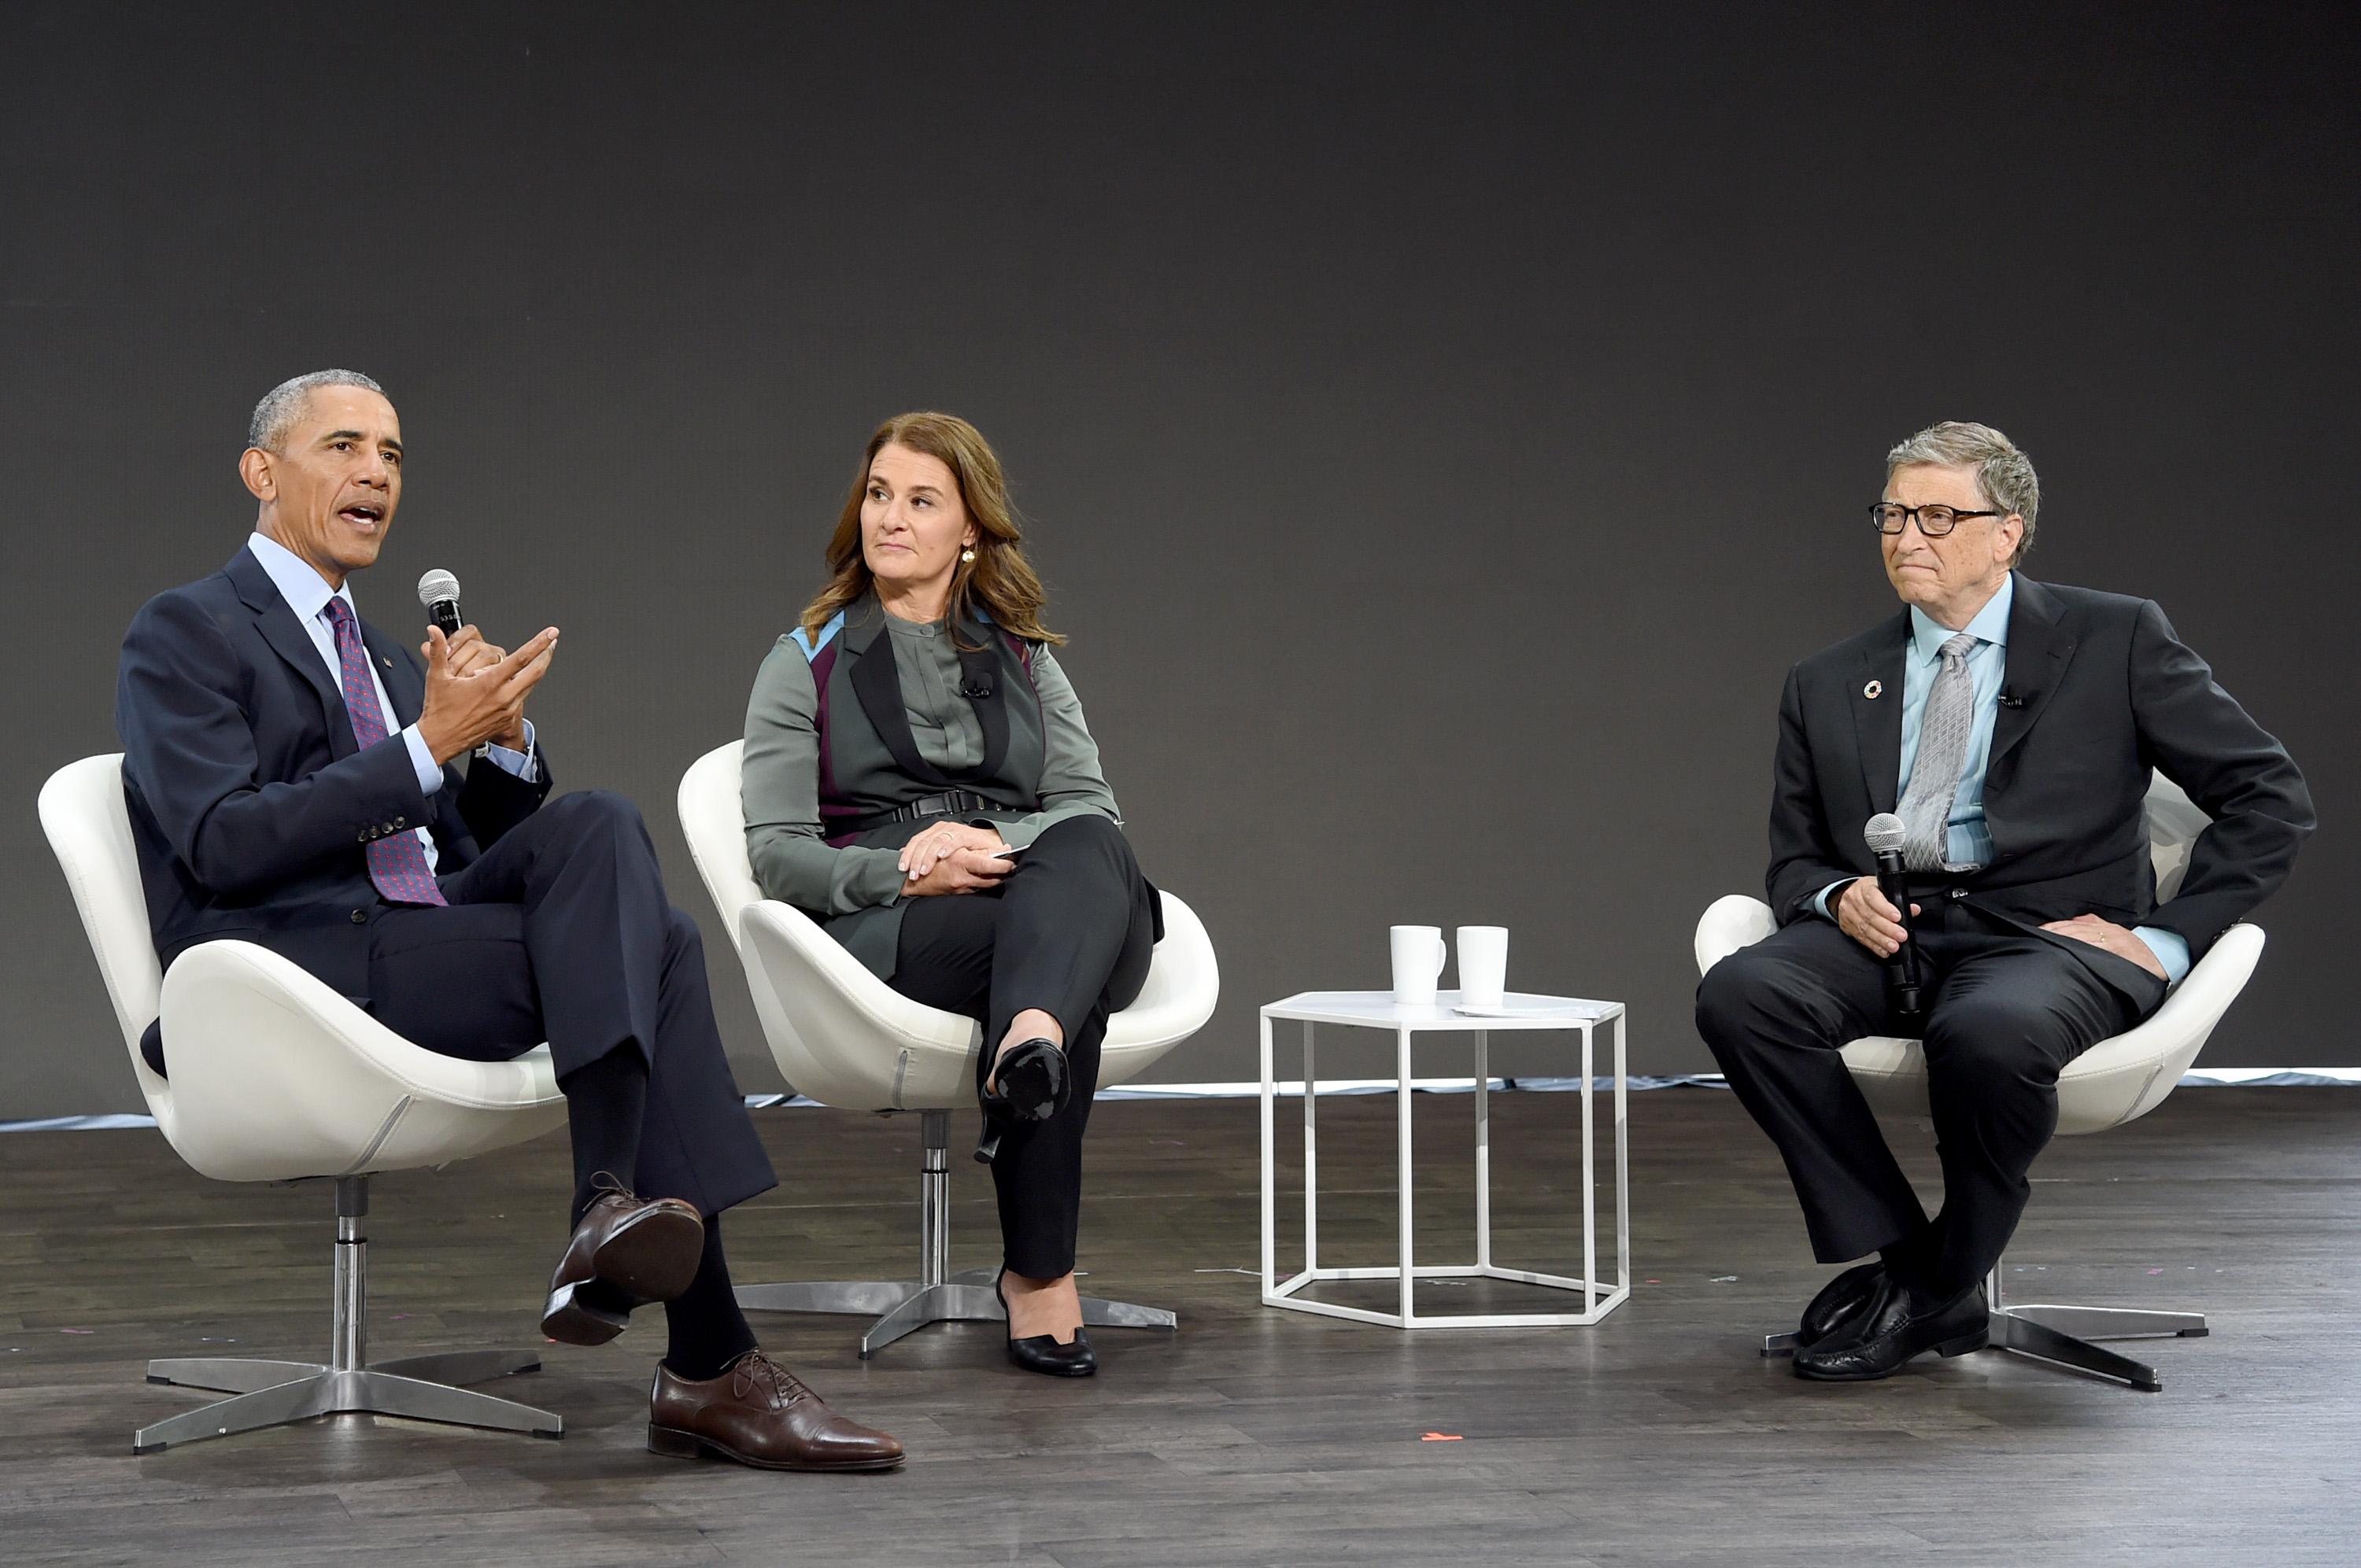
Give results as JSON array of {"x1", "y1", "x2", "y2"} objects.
[{"x1": 7, "y1": 2, "x2": 2355, "y2": 1117}]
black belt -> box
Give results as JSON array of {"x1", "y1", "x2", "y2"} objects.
[{"x1": 851, "y1": 790, "x2": 1010, "y2": 835}]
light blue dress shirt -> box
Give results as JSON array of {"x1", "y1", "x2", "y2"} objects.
[
  {"x1": 246, "y1": 532, "x2": 537, "y2": 875},
  {"x1": 1814, "y1": 574, "x2": 2189, "y2": 984}
]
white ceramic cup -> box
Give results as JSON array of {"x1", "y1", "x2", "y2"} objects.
[
  {"x1": 1389, "y1": 924, "x2": 1448, "y2": 1005},
  {"x1": 1456, "y1": 925, "x2": 1509, "y2": 1008}
]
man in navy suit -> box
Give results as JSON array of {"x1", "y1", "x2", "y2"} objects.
[
  {"x1": 1695, "y1": 422, "x2": 2311, "y2": 1382},
  {"x1": 116, "y1": 371, "x2": 902, "y2": 1470}
]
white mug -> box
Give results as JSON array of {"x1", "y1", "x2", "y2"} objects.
[
  {"x1": 1456, "y1": 925, "x2": 1509, "y2": 1008},
  {"x1": 1389, "y1": 924, "x2": 1447, "y2": 1005}
]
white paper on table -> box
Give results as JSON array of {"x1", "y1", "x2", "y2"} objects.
[{"x1": 1450, "y1": 999, "x2": 1620, "y2": 1020}]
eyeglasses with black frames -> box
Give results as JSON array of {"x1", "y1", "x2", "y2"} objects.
[{"x1": 1868, "y1": 502, "x2": 2004, "y2": 537}]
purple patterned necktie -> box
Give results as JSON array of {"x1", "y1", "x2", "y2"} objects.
[{"x1": 323, "y1": 596, "x2": 447, "y2": 906}]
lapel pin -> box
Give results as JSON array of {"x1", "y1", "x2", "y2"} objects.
[
  {"x1": 379, "y1": 655, "x2": 393, "y2": 670},
  {"x1": 1863, "y1": 679, "x2": 1883, "y2": 700}
]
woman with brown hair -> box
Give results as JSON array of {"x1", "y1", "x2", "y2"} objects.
[{"x1": 740, "y1": 412, "x2": 1160, "y2": 1377}]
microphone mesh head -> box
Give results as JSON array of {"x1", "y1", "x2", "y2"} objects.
[
  {"x1": 416, "y1": 569, "x2": 460, "y2": 608},
  {"x1": 1864, "y1": 813, "x2": 1908, "y2": 854}
]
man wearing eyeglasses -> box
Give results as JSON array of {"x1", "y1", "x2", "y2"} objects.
[{"x1": 1695, "y1": 421, "x2": 2311, "y2": 1381}]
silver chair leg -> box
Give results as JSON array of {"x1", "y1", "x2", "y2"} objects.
[
  {"x1": 735, "y1": 1280, "x2": 922, "y2": 1316},
  {"x1": 135, "y1": 1176, "x2": 560, "y2": 1453},
  {"x1": 353, "y1": 1371, "x2": 562, "y2": 1436},
  {"x1": 1078, "y1": 1293, "x2": 1179, "y2": 1330},
  {"x1": 861, "y1": 1279, "x2": 1005, "y2": 1358},
  {"x1": 2001, "y1": 1304, "x2": 2208, "y2": 1341},
  {"x1": 148, "y1": 1357, "x2": 326, "y2": 1394},
  {"x1": 1761, "y1": 1331, "x2": 1801, "y2": 1358},
  {"x1": 1990, "y1": 1309, "x2": 2164, "y2": 1392},
  {"x1": 367, "y1": 1348, "x2": 544, "y2": 1385},
  {"x1": 136, "y1": 1374, "x2": 338, "y2": 1453}
]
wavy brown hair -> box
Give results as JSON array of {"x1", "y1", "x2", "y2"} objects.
[{"x1": 798, "y1": 412, "x2": 1063, "y2": 648}]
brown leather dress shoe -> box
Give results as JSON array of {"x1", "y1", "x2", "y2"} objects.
[
  {"x1": 648, "y1": 1352, "x2": 905, "y2": 1472},
  {"x1": 540, "y1": 1190, "x2": 705, "y2": 1347}
]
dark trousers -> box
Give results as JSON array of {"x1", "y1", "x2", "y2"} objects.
[
  {"x1": 368, "y1": 790, "x2": 776, "y2": 1222},
  {"x1": 1694, "y1": 901, "x2": 2166, "y2": 1301},
  {"x1": 888, "y1": 814, "x2": 1158, "y2": 1279}
]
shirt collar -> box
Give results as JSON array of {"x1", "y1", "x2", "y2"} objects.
[
  {"x1": 247, "y1": 530, "x2": 358, "y2": 626},
  {"x1": 1908, "y1": 572, "x2": 2014, "y2": 664}
]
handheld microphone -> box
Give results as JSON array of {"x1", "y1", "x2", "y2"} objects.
[
  {"x1": 416, "y1": 570, "x2": 464, "y2": 638},
  {"x1": 1864, "y1": 813, "x2": 1924, "y2": 1022}
]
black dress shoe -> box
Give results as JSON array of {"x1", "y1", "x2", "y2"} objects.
[
  {"x1": 995, "y1": 1271, "x2": 1096, "y2": 1377},
  {"x1": 974, "y1": 1038, "x2": 1070, "y2": 1164},
  {"x1": 1793, "y1": 1277, "x2": 1989, "y2": 1382},
  {"x1": 1798, "y1": 1262, "x2": 1885, "y2": 1346},
  {"x1": 991, "y1": 1038, "x2": 1069, "y2": 1120}
]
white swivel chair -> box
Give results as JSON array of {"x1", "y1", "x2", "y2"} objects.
[
  {"x1": 677, "y1": 740, "x2": 1221, "y2": 1356},
  {"x1": 1693, "y1": 774, "x2": 2259, "y2": 1391},
  {"x1": 40, "y1": 755, "x2": 572, "y2": 1452}
]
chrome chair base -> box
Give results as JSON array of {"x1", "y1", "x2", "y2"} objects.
[
  {"x1": 134, "y1": 1175, "x2": 560, "y2": 1453},
  {"x1": 1760, "y1": 1260, "x2": 2208, "y2": 1393},
  {"x1": 734, "y1": 1111, "x2": 1178, "y2": 1358},
  {"x1": 139, "y1": 1353, "x2": 558, "y2": 1453}
]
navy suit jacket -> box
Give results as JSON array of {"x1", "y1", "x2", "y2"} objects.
[
  {"x1": 116, "y1": 545, "x2": 552, "y2": 1013},
  {"x1": 1767, "y1": 574, "x2": 2313, "y2": 968}
]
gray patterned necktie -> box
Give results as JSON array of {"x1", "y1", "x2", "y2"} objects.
[{"x1": 1897, "y1": 633, "x2": 1979, "y2": 873}]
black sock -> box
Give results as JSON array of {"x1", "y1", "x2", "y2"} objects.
[
  {"x1": 663, "y1": 1215, "x2": 759, "y2": 1381},
  {"x1": 1880, "y1": 1227, "x2": 1938, "y2": 1304},
  {"x1": 557, "y1": 1044, "x2": 650, "y2": 1227}
]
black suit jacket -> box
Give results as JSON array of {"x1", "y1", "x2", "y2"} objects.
[
  {"x1": 116, "y1": 544, "x2": 553, "y2": 1006},
  {"x1": 1767, "y1": 574, "x2": 2311, "y2": 965}
]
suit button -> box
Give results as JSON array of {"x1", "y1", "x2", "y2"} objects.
[
  {"x1": 358, "y1": 831, "x2": 371, "y2": 842},
  {"x1": 394, "y1": 817, "x2": 407, "y2": 828},
  {"x1": 349, "y1": 909, "x2": 368, "y2": 924},
  {"x1": 381, "y1": 821, "x2": 397, "y2": 834}
]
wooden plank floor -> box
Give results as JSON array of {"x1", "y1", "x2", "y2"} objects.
[{"x1": 2, "y1": 1087, "x2": 2357, "y2": 1566}]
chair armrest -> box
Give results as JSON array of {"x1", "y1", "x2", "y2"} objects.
[
  {"x1": 736, "y1": 899, "x2": 981, "y2": 1111},
  {"x1": 1695, "y1": 895, "x2": 1778, "y2": 975},
  {"x1": 2055, "y1": 923, "x2": 2266, "y2": 1133}
]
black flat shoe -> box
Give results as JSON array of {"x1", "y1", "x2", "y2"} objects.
[
  {"x1": 996, "y1": 1271, "x2": 1096, "y2": 1378},
  {"x1": 1798, "y1": 1262, "x2": 1885, "y2": 1346},
  {"x1": 1793, "y1": 1277, "x2": 1988, "y2": 1382}
]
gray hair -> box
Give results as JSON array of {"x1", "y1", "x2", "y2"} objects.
[
  {"x1": 247, "y1": 369, "x2": 386, "y2": 452},
  {"x1": 1885, "y1": 420, "x2": 2040, "y2": 565}
]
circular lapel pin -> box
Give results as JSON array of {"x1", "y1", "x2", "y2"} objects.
[{"x1": 1863, "y1": 679, "x2": 1883, "y2": 699}]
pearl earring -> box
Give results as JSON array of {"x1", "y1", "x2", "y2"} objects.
[{"x1": 960, "y1": 547, "x2": 976, "y2": 563}]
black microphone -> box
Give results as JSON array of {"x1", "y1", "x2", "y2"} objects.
[
  {"x1": 959, "y1": 670, "x2": 996, "y2": 700},
  {"x1": 416, "y1": 569, "x2": 464, "y2": 638},
  {"x1": 1997, "y1": 688, "x2": 2026, "y2": 709},
  {"x1": 1864, "y1": 813, "x2": 1924, "y2": 1023}
]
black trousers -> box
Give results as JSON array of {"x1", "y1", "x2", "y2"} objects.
[
  {"x1": 367, "y1": 790, "x2": 776, "y2": 1221},
  {"x1": 1694, "y1": 899, "x2": 2167, "y2": 1301},
  {"x1": 887, "y1": 814, "x2": 1158, "y2": 1279}
]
